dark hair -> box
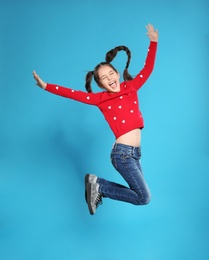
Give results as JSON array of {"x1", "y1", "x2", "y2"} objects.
[{"x1": 85, "y1": 46, "x2": 133, "y2": 93}]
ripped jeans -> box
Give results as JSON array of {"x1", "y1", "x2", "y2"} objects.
[{"x1": 97, "y1": 143, "x2": 151, "y2": 205}]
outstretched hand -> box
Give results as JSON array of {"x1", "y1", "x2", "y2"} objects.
[
  {"x1": 33, "y1": 71, "x2": 47, "y2": 89},
  {"x1": 146, "y1": 24, "x2": 158, "y2": 42}
]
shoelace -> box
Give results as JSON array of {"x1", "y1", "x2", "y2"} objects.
[{"x1": 95, "y1": 193, "x2": 103, "y2": 208}]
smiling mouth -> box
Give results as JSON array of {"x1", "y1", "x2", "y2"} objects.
[{"x1": 109, "y1": 81, "x2": 116, "y2": 87}]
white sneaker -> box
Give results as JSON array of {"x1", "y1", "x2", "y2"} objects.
[
  {"x1": 87, "y1": 183, "x2": 102, "y2": 215},
  {"x1": 84, "y1": 174, "x2": 97, "y2": 203}
]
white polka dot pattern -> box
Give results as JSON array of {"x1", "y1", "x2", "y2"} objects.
[{"x1": 46, "y1": 41, "x2": 157, "y2": 139}]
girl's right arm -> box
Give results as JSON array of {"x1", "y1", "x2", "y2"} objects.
[
  {"x1": 33, "y1": 71, "x2": 47, "y2": 89},
  {"x1": 32, "y1": 71, "x2": 101, "y2": 106}
]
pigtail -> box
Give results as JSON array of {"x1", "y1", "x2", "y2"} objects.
[
  {"x1": 105, "y1": 46, "x2": 133, "y2": 81},
  {"x1": 85, "y1": 71, "x2": 94, "y2": 93}
]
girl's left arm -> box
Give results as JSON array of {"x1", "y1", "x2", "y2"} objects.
[
  {"x1": 130, "y1": 24, "x2": 158, "y2": 90},
  {"x1": 146, "y1": 23, "x2": 158, "y2": 42}
]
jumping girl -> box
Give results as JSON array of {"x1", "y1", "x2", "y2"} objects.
[{"x1": 33, "y1": 24, "x2": 158, "y2": 215}]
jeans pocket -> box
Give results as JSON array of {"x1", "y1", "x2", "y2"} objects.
[{"x1": 122, "y1": 151, "x2": 132, "y2": 161}]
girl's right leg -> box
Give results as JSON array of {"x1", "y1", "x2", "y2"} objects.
[
  {"x1": 97, "y1": 144, "x2": 151, "y2": 205},
  {"x1": 86, "y1": 144, "x2": 151, "y2": 214}
]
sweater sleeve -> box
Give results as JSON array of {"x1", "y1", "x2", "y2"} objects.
[
  {"x1": 45, "y1": 84, "x2": 101, "y2": 106},
  {"x1": 129, "y1": 41, "x2": 157, "y2": 90}
]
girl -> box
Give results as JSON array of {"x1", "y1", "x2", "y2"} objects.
[{"x1": 33, "y1": 24, "x2": 158, "y2": 215}]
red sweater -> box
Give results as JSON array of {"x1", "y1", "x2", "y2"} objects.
[{"x1": 45, "y1": 41, "x2": 157, "y2": 139}]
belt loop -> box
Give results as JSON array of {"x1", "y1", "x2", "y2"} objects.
[{"x1": 131, "y1": 146, "x2": 134, "y2": 155}]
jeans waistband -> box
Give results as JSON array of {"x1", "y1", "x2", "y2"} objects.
[{"x1": 112, "y1": 143, "x2": 141, "y2": 153}]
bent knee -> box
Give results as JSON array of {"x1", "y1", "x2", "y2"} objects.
[
  {"x1": 135, "y1": 192, "x2": 151, "y2": 205},
  {"x1": 142, "y1": 195, "x2": 151, "y2": 205}
]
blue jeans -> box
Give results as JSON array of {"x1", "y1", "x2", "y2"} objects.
[{"x1": 97, "y1": 143, "x2": 151, "y2": 205}]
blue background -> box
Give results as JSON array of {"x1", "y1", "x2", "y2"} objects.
[{"x1": 1, "y1": 0, "x2": 209, "y2": 259}]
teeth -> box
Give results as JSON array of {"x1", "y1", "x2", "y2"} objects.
[{"x1": 109, "y1": 81, "x2": 115, "y2": 86}]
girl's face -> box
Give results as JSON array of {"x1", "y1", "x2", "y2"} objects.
[{"x1": 97, "y1": 65, "x2": 120, "y2": 93}]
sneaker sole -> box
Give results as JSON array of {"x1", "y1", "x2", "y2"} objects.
[
  {"x1": 84, "y1": 174, "x2": 91, "y2": 203},
  {"x1": 86, "y1": 183, "x2": 94, "y2": 215}
]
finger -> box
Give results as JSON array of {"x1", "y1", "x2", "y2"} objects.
[
  {"x1": 146, "y1": 26, "x2": 151, "y2": 33},
  {"x1": 147, "y1": 25, "x2": 153, "y2": 33},
  {"x1": 150, "y1": 25, "x2": 154, "y2": 32},
  {"x1": 33, "y1": 72, "x2": 38, "y2": 80},
  {"x1": 148, "y1": 23, "x2": 152, "y2": 29},
  {"x1": 34, "y1": 73, "x2": 40, "y2": 80},
  {"x1": 33, "y1": 71, "x2": 40, "y2": 79}
]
